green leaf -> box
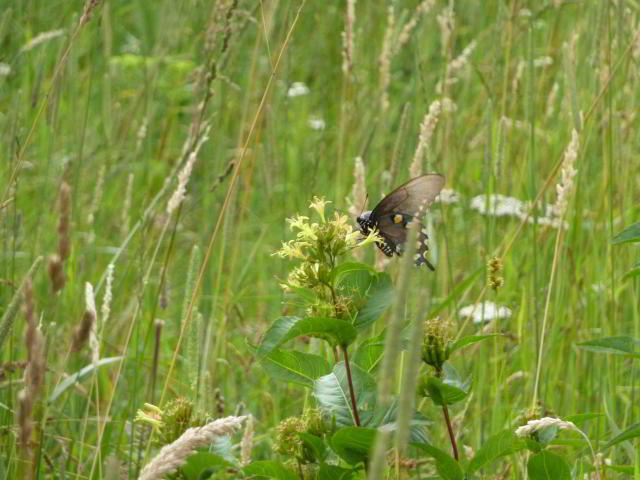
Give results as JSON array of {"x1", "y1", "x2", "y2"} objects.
[
  {"x1": 330, "y1": 426, "x2": 376, "y2": 465},
  {"x1": 298, "y1": 433, "x2": 327, "y2": 462},
  {"x1": 287, "y1": 286, "x2": 317, "y2": 303},
  {"x1": 623, "y1": 262, "x2": 640, "y2": 280},
  {"x1": 430, "y1": 265, "x2": 483, "y2": 318},
  {"x1": 611, "y1": 221, "x2": 640, "y2": 244},
  {"x1": 565, "y1": 413, "x2": 602, "y2": 425},
  {"x1": 412, "y1": 443, "x2": 464, "y2": 480},
  {"x1": 49, "y1": 357, "x2": 123, "y2": 402},
  {"x1": 353, "y1": 273, "x2": 394, "y2": 330},
  {"x1": 423, "y1": 377, "x2": 468, "y2": 406},
  {"x1": 243, "y1": 460, "x2": 299, "y2": 480},
  {"x1": 605, "y1": 464, "x2": 636, "y2": 474},
  {"x1": 447, "y1": 334, "x2": 501, "y2": 355},
  {"x1": 257, "y1": 316, "x2": 357, "y2": 359},
  {"x1": 255, "y1": 346, "x2": 330, "y2": 388},
  {"x1": 422, "y1": 364, "x2": 470, "y2": 406},
  {"x1": 370, "y1": 399, "x2": 430, "y2": 444},
  {"x1": 313, "y1": 363, "x2": 377, "y2": 427},
  {"x1": 317, "y1": 464, "x2": 358, "y2": 480},
  {"x1": 329, "y1": 262, "x2": 377, "y2": 284},
  {"x1": 576, "y1": 336, "x2": 640, "y2": 359},
  {"x1": 210, "y1": 435, "x2": 235, "y2": 464},
  {"x1": 181, "y1": 452, "x2": 231, "y2": 480},
  {"x1": 467, "y1": 430, "x2": 530, "y2": 474},
  {"x1": 527, "y1": 450, "x2": 571, "y2": 480},
  {"x1": 353, "y1": 330, "x2": 385, "y2": 373},
  {"x1": 602, "y1": 422, "x2": 640, "y2": 450}
]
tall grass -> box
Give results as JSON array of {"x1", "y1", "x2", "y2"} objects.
[{"x1": 1, "y1": 0, "x2": 638, "y2": 478}]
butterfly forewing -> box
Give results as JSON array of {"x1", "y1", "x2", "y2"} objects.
[
  {"x1": 367, "y1": 174, "x2": 444, "y2": 269},
  {"x1": 371, "y1": 174, "x2": 445, "y2": 219}
]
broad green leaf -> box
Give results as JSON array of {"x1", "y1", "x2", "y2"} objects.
[
  {"x1": 422, "y1": 377, "x2": 468, "y2": 406},
  {"x1": 329, "y1": 262, "x2": 377, "y2": 284},
  {"x1": 243, "y1": 460, "x2": 298, "y2": 480},
  {"x1": 371, "y1": 399, "x2": 430, "y2": 444},
  {"x1": 605, "y1": 465, "x2": 636, "y2": 474},
  {"x1": 467, "y1": 430, "x2": 529, "y2": 474},
  {"x1": 330, "y1": 426, "x2": 376, "y2": 465},
  {"x1": 412, "y1": 443, "x2": 464, "y2": 480},
  {"x1": 576, "y1": 336, "x2": 640, "y2": 359},
  {"x1": 623, "y1": 262, "x2": 640, "y2": 280},
  {"x1": 257, "y1": 347, "x2": 330, "y2": 388},
  {"x1": 527, "y1": 450, "x2": 571, "y2": 480},
  {"x1": 430, "y1": 265, "x2": 483, "y2": 318},
  {"x1": 317, "y1": 464, "x2": 358, "y2": 480},
  {"x1": 257, "y1": 316, "x2": 357, "y2": 359},
  {"x1": 421, "y1": 364, "x2": 470, "y2": 406},
  {"x1": 298, "y1": 433, "x2": 327, "y2": 462},
  {"x1": 210, "y1": 435, "x2": 235, "y2": 463},
  {"x1": 49, "y1": 357, "x2": 123, "y2": 402},
  {"x1": 181, "y1": 452, "x2": 231, "y2": 480},
  {"x1": 287, "y1": 286, "x2": 317, "y2": 303},
  {"x1": 565, "y1": 413, "x2": 602, "y2": 424},
  {"x1": 602, "y1": 422, "x2": 640, "y2": 449},
  {"x1": 353, "y1": 273, "x2": 394, "y2": 330},
  {"x1": 611, "y1": 221, "x2": 640, "y2": 244},
  {"x1": 313, "y1": 363, "x2": 377, "y2": 427},
  {"x1": 353, "y1": 330, "x2": 385, "y2": 373},
  {"x1": 447, "y1": 334, "x2": 500, "y2": 355}
]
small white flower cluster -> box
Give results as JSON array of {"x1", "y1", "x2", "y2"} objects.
[
  {"x1": 287, "y1": 82, "x2": 309, "y2": 98},
  {"x1": 459, "y1": 301, "x2": 512, "y2": 324},
  {"x1": 515, "y1": 417, "x2": 578, "y2": 437}
]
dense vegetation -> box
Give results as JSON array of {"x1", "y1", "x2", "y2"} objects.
[{"x1": 1, "y1": 1, "x2": 638, "y2": 479}]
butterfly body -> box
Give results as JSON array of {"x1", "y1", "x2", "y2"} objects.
[{"x1": 356, "y1": 174, "x2": 445, "y2": 270}]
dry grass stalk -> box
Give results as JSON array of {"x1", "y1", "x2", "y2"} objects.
[
  {"x1": 87, "y1": 164, "x2": 105, "y2": 226},
  {"x1": 396, "y1": 0, "x2": 435, "y2": 52},
  {"x1": 347, "y1": 157, "x2": 366, "y2": 219},
  {"x1": 100, "y1": 263, "x2": 115, "y2": 324},
  {"x1": 72, "y1": 283, "x2": 97, "y2": 354},
  {"x1": 47, "y1": 254, "x2": 65, "y2": 293},
  {"x1": 409, "y1": 100, "x2": 442, "y2": 178},
  {"x1": 121, "y1": 173, "x2": 134, "y2": 238},
  {"x1": 17, "y1": 277, "x2": 45, "y2": 450},
  {"x1": 553, "y1": 129, "x2": 580, "y2": 218},
  {"x1": 240, "y1": 415, "x2": 254, "y2": 466},
  {"x1": 379, "y1": 6, "x2": 395, "y2": 112},
  {"x1": 342, "y1": 0, "x2": 356, "y2": 76},
  {"x1": 57, "y1": 181, "x2": 71, "y2": 261},
  {"x1": 80, "y1": 0, "x2": 103, "y2": 26},
  {"x1": 139, "y1": 416, "x2": 246, "y2": 480},
  {"x1": 166, "y1": 126, "x2": 211, "y2": 215}
]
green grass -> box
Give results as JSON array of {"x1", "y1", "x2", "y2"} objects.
[{"x1": 1, "y1": 0, "x2": 639, "y2": 478}]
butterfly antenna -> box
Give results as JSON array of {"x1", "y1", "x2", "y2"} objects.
[{"x1": 359, "y1": 193, "x2": 369, "y2": 217}]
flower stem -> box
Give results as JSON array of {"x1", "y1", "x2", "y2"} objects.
[
  {"x1": 442, "y1": 404, "x2": 458, "y2": 460},
  {"x1": 341, "y1": 344, "x2": 361, "y2": 427}
]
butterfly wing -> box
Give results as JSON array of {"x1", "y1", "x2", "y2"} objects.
[
  {"x1": 371, "y1": 174, "x2": 445, "y2": 219},
  {"x1": 371, "y1": 174, "x2": 445, "y2": 269}
]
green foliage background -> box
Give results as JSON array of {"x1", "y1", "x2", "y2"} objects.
[{"x1": 0, "y1": 0, "x2": 638, "y2": 477}]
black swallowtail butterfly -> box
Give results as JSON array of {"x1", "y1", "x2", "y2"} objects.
[{"x1": 357, "y1": 174, "x2": 445, "y2": 270}]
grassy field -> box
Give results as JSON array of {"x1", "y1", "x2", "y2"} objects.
[{"x1": 1, "y1": 0, "x2": 639, "y2": 479}]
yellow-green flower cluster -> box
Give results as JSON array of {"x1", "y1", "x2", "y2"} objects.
[
  {"x1": 135, "y1": 398, "x2": 208, "y2": 446},
  {"x1": 273, "y1": 196, "x2": 383, "y2": 291},
  {"x1": 272, "y1": 409, "x2": 328, "y2": 461},
  {"x1": 422, "y1": 317, "x2": 453, "y2": 375}
]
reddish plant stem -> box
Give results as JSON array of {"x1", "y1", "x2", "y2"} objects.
[
  {"x1": 442, "y1": 404, "x2": 459, "y2": 460},
  {"x1": 341, "y1": 344, "x2": 361, "y2": 427}
]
